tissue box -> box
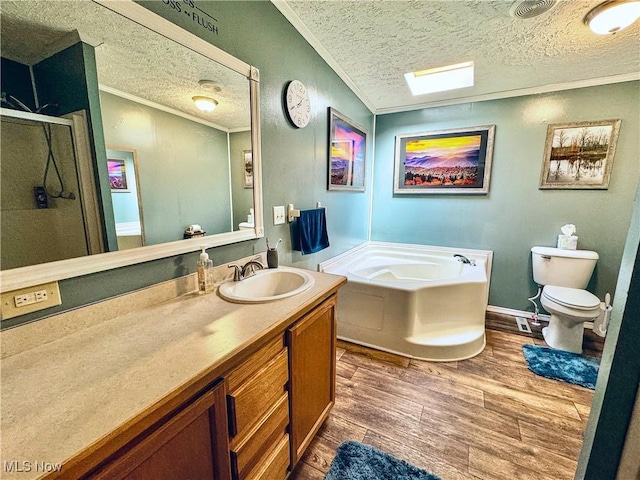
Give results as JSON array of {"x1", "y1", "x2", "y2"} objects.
[{"x1": 557, "y1": 235, "x2": 578, "y2": 250}]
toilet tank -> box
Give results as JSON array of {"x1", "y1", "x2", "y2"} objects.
[{"x1": 531, "y1": 246, "x2": 599, "y2": 288}]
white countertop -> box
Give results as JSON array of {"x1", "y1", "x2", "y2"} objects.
[{"x1": 0, "y1": 268, "x2": 345, "y2": 479}]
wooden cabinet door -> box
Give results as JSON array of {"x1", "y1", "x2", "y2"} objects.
[
  {"x1": 89, "y1": 381, "x2": 231, "y2": 480},
  {"x1": 287, "y1": 295, "x2": 337, "y2": 466}
]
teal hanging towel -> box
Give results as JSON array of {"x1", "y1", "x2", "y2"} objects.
[{"x1": 292, "y1": 208, "x2": 329, "y2": 255}]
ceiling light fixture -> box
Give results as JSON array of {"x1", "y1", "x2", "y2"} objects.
[
  {"x1": 584, "y1": 0, "x2": 640, "y2": 34},
  {"x1": 192, "y1": 96, "x2": 218, "y2": 113},
  {"x1": 404, "y1": 61, "x2": 474, "y2": 96}
]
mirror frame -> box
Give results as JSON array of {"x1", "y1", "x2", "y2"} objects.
[{"x1": 0, "y1": 0, "x2": 263, "y2": 292}]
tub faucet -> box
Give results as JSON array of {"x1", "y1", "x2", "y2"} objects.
[
  {"x1": 228, "y1": 257, "x2": 265, "y2": 281},
  {"x1": 454, "y1": 254, "x2": 476, "y2": 266}
]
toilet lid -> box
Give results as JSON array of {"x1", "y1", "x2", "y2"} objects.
[{"x1": 543, "y1": 285, "x2": 601, "y2": 310}]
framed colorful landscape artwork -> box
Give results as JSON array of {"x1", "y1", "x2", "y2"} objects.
[
  {"x1": 393, "y1": 125, "x2": 496, "y2": 195},
  {"x1": 539, "y1": 119, "x2": 620, "y2": 190},
  {"x1": 328, "y1": 108, "x2": 368, "y2": 191}
]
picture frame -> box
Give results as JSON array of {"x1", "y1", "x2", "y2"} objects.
[
  {"x1": 328, "y1": 108, "x2": 368, "y2": 191},
  {"x1": 539, "y1": 119, "x2": 621, "y2": 190},
  {"x1": 107, "y1": 158, "x2": 129, "y2": 192},
  {"x1": 394, "y1": 125, "x2": 496, "y2": 195},
  {"x1": 242, "y1": 150, "x2": 253, "y2": 188}
]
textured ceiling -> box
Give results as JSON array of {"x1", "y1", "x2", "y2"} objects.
[
  {"x1": 0, "y1": 0, "x2": 250, "y2": 131},
  {"x1": 2, "y1": 1, "x2": 638, "y2": 121},
  {"x1": 276, "y1": 0, "x2": 640, "y2": 113}
]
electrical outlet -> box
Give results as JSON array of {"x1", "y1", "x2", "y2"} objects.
[
  {"x1": 515, "y1": 316, "x2": 532, "y2": 333},
  {"x1": 2, "y1": 282, "x2": 61, "y2": 320},
  {"x1": 35, "y1": 290, "x2": 48, "y2": 302},
  {"x1": 273, "y1": 205, "x2": 285, "y2": 225},
  {"x1": 14, "y1": 294, "x2": 32, "y2": 307}
]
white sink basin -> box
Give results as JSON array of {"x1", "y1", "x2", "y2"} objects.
[{"x1": 218, "y1": 267, "x2": 314, "y2": 303}]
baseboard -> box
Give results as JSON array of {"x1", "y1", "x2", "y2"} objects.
[
  {"x1": 485, "y1": 305, "x2": 605, "y2": 353},
  {"x1": 486, "y1": 305, "x2": 550, "y2": 322},
  {"x1": 486, "y1": 304, "x2": 596, "y2": 329}
]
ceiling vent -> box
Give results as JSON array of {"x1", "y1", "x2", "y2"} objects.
[{"x1": 509, "y1": 0, "x2": 558, "y2": 19}]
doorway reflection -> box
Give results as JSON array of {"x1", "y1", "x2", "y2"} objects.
[{"x1": 106, "y1": 148, "x2": 145, "y2": 250}]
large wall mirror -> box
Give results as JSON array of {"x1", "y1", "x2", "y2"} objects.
[{"x1": 0, "y1": 0, "x2": 263, "y2": 292}]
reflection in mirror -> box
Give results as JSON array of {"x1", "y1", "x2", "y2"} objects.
[
  {"x1": 1, "y1": 113, "x2": 90, "y2": 269},
  {"x1": 105, "y1": 148, "x2": 145, "y2": 250},
  {"x1": 0, "y1": 0, "x2": 260, "y2": 277}
]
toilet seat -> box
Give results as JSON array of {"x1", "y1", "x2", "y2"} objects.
[{"x1": 542, "y1": 285, "x2": 600, "y2": 311}]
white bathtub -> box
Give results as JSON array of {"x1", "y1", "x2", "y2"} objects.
[{"x1": 319, "y1": 242, "x2": 493, "y2": 362}]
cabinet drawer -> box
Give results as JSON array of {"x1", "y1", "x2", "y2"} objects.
[
  {"x1": 227, "y1": 349, "x2": 288, "y2": 438},
  {"x1": 230, "y1": 392, "x2": 289, "y2": 479},
  {"x1": 246, "y1": 434, "x2": 290, "y2": 480},
  {"x1": 226, "y1": 336, "x2": 285, "y2": 393}
]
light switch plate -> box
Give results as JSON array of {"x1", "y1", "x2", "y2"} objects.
[
  {"x1": 1, "y1": 282, "x2": 62, "y2": 320},
  {"x1": 273, "y1": 205, "x2": 285, "y2": 225}
]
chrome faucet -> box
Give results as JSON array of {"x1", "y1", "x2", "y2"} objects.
[
  {"x1": 454, "y1": 254, "x2": 476, "y2": 266},
  {"x1": 228, "y1": 257, "x2": 265, "y2": 281}
]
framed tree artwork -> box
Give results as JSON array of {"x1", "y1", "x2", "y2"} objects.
[
  {"x1": 242, "y1": 150, "x2": 253, "y2": 188},
  {"x1": 539, "y1": 119, "x2": 621, "y2": 190}
]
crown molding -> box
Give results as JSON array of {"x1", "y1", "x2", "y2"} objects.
[{"x1": 370, "y1": 73, "x2": 640, "y2": 115}]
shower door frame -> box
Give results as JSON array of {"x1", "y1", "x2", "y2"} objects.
[{"x1": 0, "y1": 107, "x2": 104, "y2": 261}]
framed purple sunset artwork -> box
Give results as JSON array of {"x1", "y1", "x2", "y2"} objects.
[
  {"x1": 107, "y1": 158, "x2": 129, "y2": 192},
  {"x1": 328, "y1": 108, "x2": 368, "y2": 191},
  {"x1": 393, "y1": 125, "x2": 496, "y2": 195}
]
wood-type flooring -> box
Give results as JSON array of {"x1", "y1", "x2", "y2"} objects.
[{"x1": 290, "y1": 329, "x2": 598, "y2": 480}]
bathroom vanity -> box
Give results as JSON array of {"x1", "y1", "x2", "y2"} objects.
[{"x1": 0, "y1": 267, "x2": 346, "y2": 480}]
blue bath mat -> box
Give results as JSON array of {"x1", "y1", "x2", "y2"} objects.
[
  {"x1": 522, "y1": 344, "x2": 600, "y2": 389},
  {"x1": 324, "y1": 441, "x2": 442, "y2": 480}
]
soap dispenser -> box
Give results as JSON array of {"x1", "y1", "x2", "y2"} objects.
[{"x1": 197, "y1": 246, "x2": 214, "y2": 294}]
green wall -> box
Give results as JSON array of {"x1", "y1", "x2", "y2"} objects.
[
  {"x1": 373, "y1": 82, "x2": 640, "y2": 310},
  {"x1": 101, "y1": 92, "x2": 233, "y2": 243}
]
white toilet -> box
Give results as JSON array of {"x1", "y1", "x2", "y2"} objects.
[
  {"x1": 531, "y1": 246, "x2": 601, "y2": 354},
  {"x1": 239, "y1": 208, "x2": 255, "y2": 230}
]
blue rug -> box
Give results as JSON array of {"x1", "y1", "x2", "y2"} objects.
[
  {"x1": 324, "y1": 441, "x2": 442, "y2": 480},
  {"x1": 522, "y1": 344, "x2": 600, "y2": 389}
]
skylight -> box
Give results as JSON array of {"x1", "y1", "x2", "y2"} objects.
[{"x1": 404, "y1": 61, "x2": 474, "y2": 96}]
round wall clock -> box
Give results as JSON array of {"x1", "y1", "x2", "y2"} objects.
[{"x1": 285, "y1": 80, "x2": 311, "y2": 128}]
